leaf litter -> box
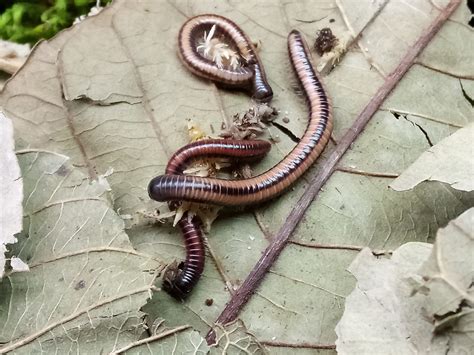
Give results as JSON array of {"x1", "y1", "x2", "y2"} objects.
[
  {"x1": 0, "y1": 0, "x2": 472, "y2": 353},
  {"x1": 335, "y1": 207, "x2": 474, "y2": 354}
]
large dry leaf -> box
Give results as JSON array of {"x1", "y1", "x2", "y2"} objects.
[
  {"x1": 0, "y1": 0, "x2": 473, "y2": 352},
  {"x1": 391, "y1": 123, "x2": 474, "y2": 192},
  {"x1": 0, "y1": 112, "x2": 23, "y2": 277},
  {"x1": 420, "y1": 208, "x2": 474, "y2": 354},
  {"x1": 335, "y1": 208, "x2": 474, "y2": 355},
  {"x1": 417, "y1": 207, "x2": 474, "y2": 318},
  {"x1": 428, "y1": 308, "x2": 474, "y2": 354},
  {"x1": 334, "y1": 244, "x2": 434, "y2": 354},
  {"x1": 0, "y1": 149, "x2": 162, "y2": 353}
]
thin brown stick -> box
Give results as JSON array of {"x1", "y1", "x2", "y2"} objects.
[
  {"x1": 291, "y1": 240, "x2": 363, "y2": 252},
  {"x1": 290, "y1": 240, "x2": 392, "y2": 256},
  {"x1": 336, "y1": 166, "x2": 399, "y2": 178},
  {"x1": 261, "y1": 340, "x2": 336, "y2": 349},
  {"x1": 205, "y1": 0, "x2": 460, "y2": 344},
  {"x1": 111, "y1": 325, "x2": 191, "y2": 354},
  {"x1": 336, "y1": 0, "x2": 390, "y2": 78}
]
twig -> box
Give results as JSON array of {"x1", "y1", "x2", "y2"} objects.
[
  {"x1": 205, "y1": 0, "x2": 461, "y2": 344},
  {"x1": 290, "y1": 240, "x2": 392, "y2": 256},
  {"x1": 27, "y1": 246, "x2": 165, "y2": 269},
  {"x1": 335, "y1": 0, "x2": 390, "y2": 78},
  {"x1": 336, "y1": 166, "x2": 399, "y2": 178},
  {"x1": 261, "y1": 340, "x2": 336, "y2": 349},
  {"x1": 110, "y1": 325, "x2": 191, "y2": 354},
  {"x1": 0, "y1": 57, "x2": 27, "y2": 74}
]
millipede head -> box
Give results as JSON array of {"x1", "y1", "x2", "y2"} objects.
[
  {"x1": 251, "y1": 86, "x2": 274, "y2": 103},
  {"x1": 162, "y1": 279, "x2": 189, "y2": 301},
  {"x1": 162, "y1": 262, "x2": 190, "y2": 301},
  {"x1": 148, "y1": 175, "x2": 172, "y2": 202},
  {"x1": 250, "y1": 63, "x2": 273, "y2": 103}
]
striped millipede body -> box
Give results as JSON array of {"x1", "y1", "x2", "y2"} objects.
[
  {"x1": 162, "y1": 212, "x2": 205, "y2": 300},
  {"x1": 166, "y1": 139, "x2": 272, "y2": 176},
  {"x1": 153, "y1": 18, "x2": 333, "y2": 300},
  {"x1": 149, "y1": 30, "x2": 333, "y2": 206},
  {"x1": 178, "y1": 14, "x2": 273, "y2": 102},
  {"x1": 161, "y1": 139, "x2": 272, "y2": 299}
]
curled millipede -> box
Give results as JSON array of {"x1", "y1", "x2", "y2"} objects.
[
  {"x1": 162, "y1": 212, "x2": 205, "y2": 300},
  {"x1": 153, "y1": 21, "x2": 333, "y2": 300},
  {"x1": 162, "y1": 139, "x2": 271, "y2": 299},
  {"x1": 178, "y1": 14, "x2": 273, "y2": 102}
]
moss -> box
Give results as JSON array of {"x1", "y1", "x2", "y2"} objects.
[{"x1": 0, "y1": 0, "x2": 111, "y2": 44}]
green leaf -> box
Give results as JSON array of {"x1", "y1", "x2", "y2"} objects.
[{"x1": 0, "y1": 0, "x2": 473, "y2": 352}]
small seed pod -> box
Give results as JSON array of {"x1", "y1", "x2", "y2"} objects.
[{"x1": 314, "y1": 27, "x2": 338, "y2": 56}]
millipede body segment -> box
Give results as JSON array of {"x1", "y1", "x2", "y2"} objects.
[{"x1": 165, "y1": 139, "x2": 272, "y2": 176}]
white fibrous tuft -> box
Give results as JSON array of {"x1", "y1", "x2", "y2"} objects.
[{"x1": 196, "y1": 25, "x2": 241, "y2": 70}]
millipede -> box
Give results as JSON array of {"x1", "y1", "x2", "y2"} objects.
[
  {"x1": 152, "y1": 16, "x2": 333, "y2": 300},
  {"x1": 177, "y1": 14, "x2": 273, "y2": 102},
  {"x1": 161, "y1": 139, "x2": 271, "y2": 299}
]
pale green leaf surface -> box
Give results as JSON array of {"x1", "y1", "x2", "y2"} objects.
[
  {"x1": 337, "y1": 0, "x2": 389, "y2": 36},
  {"x1": 209, "y1": 320, "x2": 267, "y2": 355},
  {"x1": 418, "y1": 3, "x2": 473, "y2": 78},
  {"x1": 0, "y1": 0, "x2": 473, "y2": 352},
  {"x1": 336, "y1": 209, "x2": 474, "y2": 355},
  {"x1": 335, "y1": 243, "x2": 434, "y2": 354},
  {"x1": 461, "y1": 79, "x2": 474, "y2": 101},
  {"x1": 0, "y1": 113, "x2": 23, "y2": 277},
  {"x1": 418, "y1": 207, "x2": 474, "y2": 317},
  {"x1": 0, "y1": 150, "x2": 162, "y2": 353},
  {"x1": 391, "y1": 123, "x2": 474, "y2": 192}
]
